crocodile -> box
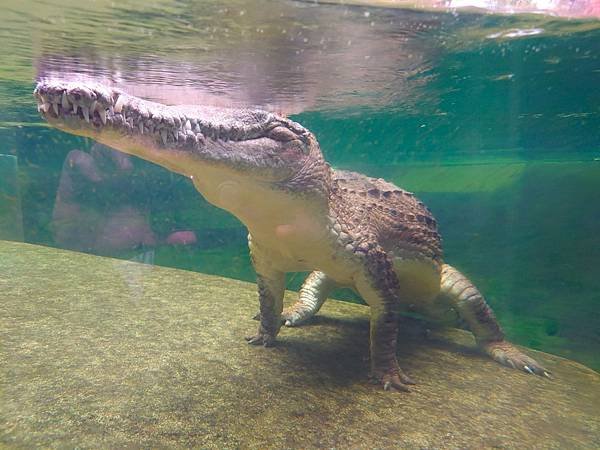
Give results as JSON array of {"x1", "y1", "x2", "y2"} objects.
[{"x1": 34, "y1": 80, "x2": 549, "y2": 391}]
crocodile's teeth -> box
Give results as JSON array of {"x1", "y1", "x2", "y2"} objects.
[
  {"x1": 139, "y1": 122, "x2": 144, "y2": 134},
  {"x1": 61, "y1": 92, "x2": 69, "y2": 110},
  {"x1": 72, "y1": 103, "x2": 78, "y2": 114},
  {"x1": 41, "y1": 102, "x2": 51, "y2": 113},
  {"x1": 114, "y1": 95, "x2": 125, "y2": 113},
  {"x1": 89, "y1": 100, "x2": 97, "y2": 115},
  {"x1": 98, "y1": 108, "x2": 107, "y2": 125},
  {"x1": 185, "y1": 120, "x2": 192, "y2": 131},
  {"x1": 160, "y1": 128, "x2": 168, "y2": 145},
  {"x1": 52, "y1": 102, "x2": 59, "y2": 115},
  {"x1": 81, "y1": 106, "x2": 89, "y2": 122}
]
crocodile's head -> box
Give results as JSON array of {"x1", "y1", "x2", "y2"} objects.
[
  {"x1": 34, "y1": 80, "x2": 328, "y2": 187},
  {"x1": 34, "y1": 80, "x2": 331, "y2": 232}
]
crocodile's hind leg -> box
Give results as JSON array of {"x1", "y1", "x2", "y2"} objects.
[
  {"x1": 282, "y1": 271, "x2": 337, "y2": 327},
  {"x1": 440, "y1": 264, "x2": 550, "y2": 377}
]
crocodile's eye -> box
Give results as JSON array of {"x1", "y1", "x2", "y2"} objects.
[
  {"x1": 279, "y1": 138, "x2": 310, "y2": 160},
  {"x1": 268, "y1": 126, "x2": 297, "y2": 142},
  {"x1": 298, "y1": 140, "x2": 310, "y2": 155}
]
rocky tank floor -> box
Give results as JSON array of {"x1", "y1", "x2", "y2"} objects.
[{"x1": 1, "y1": 240, "x2": 598, "y2": 449}]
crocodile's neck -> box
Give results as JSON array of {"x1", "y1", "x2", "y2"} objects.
[{"x1": 189, "y1": 163, "x2": 331, "y2": 247}]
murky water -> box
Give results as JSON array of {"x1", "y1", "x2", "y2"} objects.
[{"x1": 1, "y1": 0, "x2": 599, "y2": 372}]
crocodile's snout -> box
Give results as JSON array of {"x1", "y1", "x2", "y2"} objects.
[
  {"x1": 34, "y1": 80, "x2": 197, "y2": 149},
  {"x1": 34, "y1": 81, "x2": 118, "y2": 128},
  {"x1": 34, "y1": 80, "x2": 312, "y2": 152}
]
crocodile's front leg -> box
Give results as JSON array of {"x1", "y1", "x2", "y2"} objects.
[
  {"x1": 246, "y1": 236, "x2": 285, "y2": 347},
  {"x1": 355, "y1": 244, "x2": 415, "y2": 392},
  {"x1": 282, "y1": 271, "x2": 337, "y2": 326},
  {"x1": 441, "y1": 264, "x2": 550, "y2": 377}
]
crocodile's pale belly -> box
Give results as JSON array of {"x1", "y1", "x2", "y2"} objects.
[{"x1": 254, "y1": 231, "x2": 442, "y2": 301}]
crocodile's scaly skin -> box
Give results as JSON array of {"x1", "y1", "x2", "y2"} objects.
[
  {"x1": 329, "y1": 170, "x2": 442, "y2": 263},
  {"x1": 34, "y1": 80, "x2": 550, "y2": 392}
]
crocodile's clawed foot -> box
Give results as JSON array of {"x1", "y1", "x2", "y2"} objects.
[
  {"x1": 482, "y1": 340, "x2": 551, "y2": 378},
  {"x1": 281, "y1": 307, "x2": 304, "y2": 327},
  {"x1": 370, "y1": 368, "x2": 416, "y2": 392},
  {"x1": 245, "y1": 331, "x2": 277, "y2": 347}
]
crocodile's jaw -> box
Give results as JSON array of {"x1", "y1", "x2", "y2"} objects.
[
  {"x1": 34, "y1": 80, "x2": 330, "y2": 228},
  {"x1": 34, "y1": 80, "x2": 314, "y2": 178}
]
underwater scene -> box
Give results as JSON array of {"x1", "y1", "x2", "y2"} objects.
[{"x1": 1, "y1": 0, "x2": 599, "y2": 448}]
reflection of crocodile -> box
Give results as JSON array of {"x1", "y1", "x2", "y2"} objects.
[{"x1": 34, "y1": 80, "x2": 549, "y2": 391}]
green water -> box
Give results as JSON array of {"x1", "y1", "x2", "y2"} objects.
[{"x1": 0, "y1": 0, "x2": 599, "y2": 370}]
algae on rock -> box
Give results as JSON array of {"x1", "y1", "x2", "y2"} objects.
[{"x1": 0, "y1": 240, "x2": 598, "y2": 449}]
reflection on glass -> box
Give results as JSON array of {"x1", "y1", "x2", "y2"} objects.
[{"x1": 0, "y1": 154, "x2": 24, "y2": 241}]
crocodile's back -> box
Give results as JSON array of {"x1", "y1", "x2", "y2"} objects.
[{"x1": 331, "y1": 170, "x2": 443, "y2": 261}]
